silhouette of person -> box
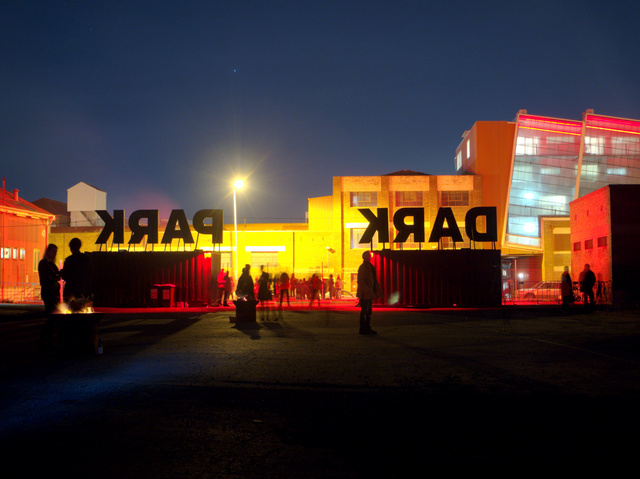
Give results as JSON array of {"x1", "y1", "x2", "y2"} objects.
[
  {"x1": 257, "y1": 266, "x2": 272, "y2": 320},
  {"x1": 216, "y1": 268, "x2": 226, "y2": 306},
  {"x1": 308, "y1": 273, "x2": 321, "y2": 307},
  {"x1": 222, "y1": 271, "x2": 232, "y2": 306},
  {"x1": 279, "y1": 272, "x2": 291, "y2": 307},
  {"x1": 38, "y1": 244, "x2": 61, "y2": 350},
  {"x1": 61, "y1": 237, "x2": 93, "y2": 309},
  {"x1": 561, "y1": 266, "x2": 573, "y2": 312},
  {"x1": 579, "y1": 263, "x2": 596, "y2": 311},
  {"x1": 335, "y1": 275, "x2": 343, "y2": 299},
  {"x1": 235, "y1": 264, "x2": 254, "y2": 300},
  {"x1": 357, "y1": 251, "x2": 380, "y2": 335}
]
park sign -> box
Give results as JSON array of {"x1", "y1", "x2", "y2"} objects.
[
  {"x1": 95, "y1": 209, "x2": 224, "y2": 245},
  {"x1": 358, "y1": 207, "x2": 498, "y2": 244}
]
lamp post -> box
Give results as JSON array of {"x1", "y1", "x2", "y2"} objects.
[{"x1": 233, "y1": 179, "x2": 244, "y2": 281}]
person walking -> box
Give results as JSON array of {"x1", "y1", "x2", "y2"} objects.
[
  {"x1": 579, "y1": 263, "x2": 596, "y2": 311},
  {"x1": 357, "y1": 251, "x2": 380, "y2": 335}
]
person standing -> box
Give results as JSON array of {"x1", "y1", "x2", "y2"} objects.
[
  {"x1": 222, "y1": 271, "x2": 232, "y2": 306},
  {"x1": 308, "y1": 273, "x2": 321, "y2": 307},
  {"x1": 216, "y1": 268, "x2": 226, "y2": 306},
  {"x1": 561, "y1": 266, "x2": 573, "y2": 312},
  {"x1": 38, "y1": 244, "x2": 61, "y2": 350},
  {"x1": 357, "y1": 251, "x2": 380, "y2": 335},
  {"x1": 579, "y1": 263, "x2": 596, "y2": 311},
  {"x1": 335, "y1": 275, "x2": 343, "y2": 299},
  {"x1": 235, "y1": 264, "x2": 254, "y2": 300},
  {"x1": 279, "y1": 272, "x2": 291, "y2": 307},
  {"x1": 257, "y1": 266, "x2": 272, "y2": 319},
  {"x1": 61, "y1": 237, "x2": 93, "y2": 308}
]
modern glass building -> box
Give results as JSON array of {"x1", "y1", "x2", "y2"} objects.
[{"x1": 457, "y1": 110, "x2": 640, "y2": 280}]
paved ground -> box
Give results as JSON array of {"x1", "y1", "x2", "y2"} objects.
[{"x1": 1, "y1": 302, "x2": 640, "y2": 478}]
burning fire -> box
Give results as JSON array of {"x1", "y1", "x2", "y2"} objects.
[{"x1": 58, "y1": 297, "x2": 94, "y2": 314}]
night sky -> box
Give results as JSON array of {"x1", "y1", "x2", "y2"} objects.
[{"x1": 2, "y1": 1, "x2": 639, "y2": 223}]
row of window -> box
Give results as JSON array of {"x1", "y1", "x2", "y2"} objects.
[
  {"x1": 349, "y1": 191, "x2": 470, "y2": 207},
  {"x1": 1, "y1": 247, "x2": 26, "y2": 261},
  {"x1": 516, "y1": 135, "x2": 640, "y2": 156},
  {"x1": 573, "y1": 236, "x2": 608, "y2": 252}
]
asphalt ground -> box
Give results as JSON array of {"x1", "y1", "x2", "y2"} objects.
[{"x1": 1, "y1": 302, "x2": 640, "y2": 478}]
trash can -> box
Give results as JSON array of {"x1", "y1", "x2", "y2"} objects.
[
  {"x1": 153, "y1": 284, "x2": 175, "y2": 308},
  {"x1": 233, "y1": 299, "x2": 258, "y2": 322}
]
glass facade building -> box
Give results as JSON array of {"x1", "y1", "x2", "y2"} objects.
[{"x1": 506, "y1": 111, "x2": 640, "y2": 249}]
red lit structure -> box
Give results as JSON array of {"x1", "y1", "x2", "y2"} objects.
[
  {"x1": 0, "y1": 183, "x2": 55, "y2": 302},
  {"x1": 373, "y1": 249, "x2": 502, "y2": 307},
  {"x1": 87, "y1": 251, "x2": 217, "y2": 307}
]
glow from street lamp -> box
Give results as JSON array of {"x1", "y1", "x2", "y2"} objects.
[{"x1": 233, "y1": 178, "x2": 245, "y2": 281}]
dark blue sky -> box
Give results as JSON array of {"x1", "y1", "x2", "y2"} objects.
[{"x1": 2, "y1": 1, "x2": 639, "y2": 222}]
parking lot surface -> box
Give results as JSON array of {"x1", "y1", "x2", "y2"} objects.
[{"x1": 1, "y1": 303, "x2": 639, "y2": 477}]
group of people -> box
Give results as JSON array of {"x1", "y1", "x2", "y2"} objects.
[
  {"x1": 561, "y1": 263, "x2": 599, "y2": 312},
  {"x1": 226, "y1": 252, "x2": 381, "y2": 334},
  {"x1": 38, "y1": 237, "x2": 93, "y2": 349}
]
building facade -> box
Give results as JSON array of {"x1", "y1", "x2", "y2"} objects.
[
  {"x1": 0, "y1": 186, "x2": 55, "y2": 302},
  {"x1": 457, "y1": 110, "x2": 640, "y2": 284}
]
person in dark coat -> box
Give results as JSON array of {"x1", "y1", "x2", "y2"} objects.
[
  {"x1": 235, "y1": 264, "x2": 254, "y2": 300},
  {"x1": 579, "y1": 263, "x2": 596, "y2": 311},
  {"x1": 257, "y1": 266, "x2": 272, "y2": 320},
  {"x1": 357, "y1": 251, "x2": 380, "y2": 335},
  {"x1": 61, "y1": 237, "x2": 93, "y2": 309},
  {"x1": 38, "y1": 244, "x2": 61, "y2": 350},
  {"x1": 561, "y1": 266, "x2": 573, "y2": 312}
]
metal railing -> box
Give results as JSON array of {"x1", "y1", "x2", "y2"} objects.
[
  {"x1": 503, "y1": 280, "x2": 612, "y2": 305},
  {"x1": 0, "y1": 282, "x2": 42, "y2": 304}
]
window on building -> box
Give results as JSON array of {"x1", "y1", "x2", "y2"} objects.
[
  {"x1": 584, "y1": 136, "x2": 605, "y2": 155},
  {"x1": 456, "y1": 151, "x2": 462, "y2": 170},
  {"x1": 350, "y1": 228, "x2": 378, "y2": 249},
  {"x1": 19, "y1": 248, "x2": 25, "y2": 260},
  {"x1": 466, "y1": 140, "x2": 471, "y2": 159},
  {"x1": 395, "y1": 191, "x2": 423, "y2": 207},
  {"x1": 33, "y1": 249, "x2": 40, "y2": 271},
  {"x1": 350, "y1": 192, "x2": 378, "y2": 207},
  {"x1": 573, "y1": 242, "x2": 581, "y2": 252},
  {"x1": 585, "y1": 239, "x2": 593, "y2": 250},
  {"x1": 251, "y1": 252, "x2": 279, "y2": 269},
  {"x1": 611, "y1": 136, "x2": 640, "y2": 155},
  {"x1": 439, "y1": 237, "x2": 470, "y2": 250},
  {"x1": 440, "y1": 191, "x2": 470, "y2": 206},
  {"x1": 597, "y1": 236, "x2": 608, "y2": 247},
  {"x1": 516, "y1": 136, "x2": 539, "y2": 155}
]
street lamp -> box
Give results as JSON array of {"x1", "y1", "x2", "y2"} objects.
[{"x1": 233, "y1": 179, "x2": 244, "y2": 280}]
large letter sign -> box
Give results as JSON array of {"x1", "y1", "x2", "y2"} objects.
[
  {"x1": 96, "y1": 209, "x2": 224, "y2": 245},
  {"x1": 358, "y1": 208, "x2": 390, "y2": 244},
  {"x1": 358, "y1": 207, "x2": 497, "y2": 245}
]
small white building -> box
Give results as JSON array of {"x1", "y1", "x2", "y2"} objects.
[{"x1": 67, "y1": 182, "x2": 106, "y2": 227}]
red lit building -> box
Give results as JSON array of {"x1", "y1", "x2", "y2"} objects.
[
  {"x1": 571, "y1": 185, "x2": 640, "y2": 308},
  {"x1": 0, "y1": 185, "x2": 55, "y2": 302}
]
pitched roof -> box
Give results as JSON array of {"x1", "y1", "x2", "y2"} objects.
[
  {"x1": 383, "y1": 170, "x2": 429, "y2": 176},
  {"x1": 0, "y1": 188, "x2": 56, "y2": 218},
  {"x1": 32, "y1": 197, "x2": 69, "y2": 216}
]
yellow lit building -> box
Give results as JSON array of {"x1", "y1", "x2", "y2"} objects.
[{"x1": 50, "y1": 171, "x2": 484, "y2": 294}]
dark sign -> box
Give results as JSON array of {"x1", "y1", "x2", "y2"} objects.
[
  {"x1": 95, "y1": 209, "x2": 224, "y2": 245},
  {"x1": 358, "y1": 207, "x2": 497, "y2": 244}
]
